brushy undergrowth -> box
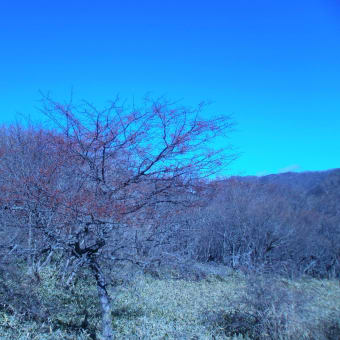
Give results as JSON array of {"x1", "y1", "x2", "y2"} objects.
[{"x1": 0, "y1": 265, "x2": 339, "y2": 339}]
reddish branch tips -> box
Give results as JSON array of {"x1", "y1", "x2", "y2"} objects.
[{"x1": 0, "y1": 97, "x2": 235, "y2": 222}]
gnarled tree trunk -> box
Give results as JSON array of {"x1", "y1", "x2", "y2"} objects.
[{"x1": 90, "y1": 259, "x2": 114, "y2": 340}]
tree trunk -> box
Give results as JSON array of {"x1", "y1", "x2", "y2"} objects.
[{"x1": 90, "y1": 259, "x2": 114, "y2": 340}]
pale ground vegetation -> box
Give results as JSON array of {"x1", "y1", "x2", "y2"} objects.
[{"x1": 1, "y1": 264, "x2": 339, "y2": 339}]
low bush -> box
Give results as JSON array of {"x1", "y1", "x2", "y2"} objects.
[{"x1": 206, "y1": 274, "x2": 340, "y2": 340}]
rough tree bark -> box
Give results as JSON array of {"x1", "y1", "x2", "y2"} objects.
[{"x1": 90, "y1": 259, "x2": 113, "y2": 340}]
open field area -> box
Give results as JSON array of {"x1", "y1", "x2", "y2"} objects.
[{"x1": 1, "y1": 266, "x2": 340, "y2": 339}]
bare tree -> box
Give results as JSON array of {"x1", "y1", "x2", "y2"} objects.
[{"x1": 0, "y1": 96, "x2": 235, "y2": 339}]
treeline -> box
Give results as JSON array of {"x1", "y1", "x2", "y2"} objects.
[
  {"x1": 130, "y1": 169, "x2": 340, "y2": 279},
  {"x1": 178, "y1": 170, "x2": 340, "y2": 278}
]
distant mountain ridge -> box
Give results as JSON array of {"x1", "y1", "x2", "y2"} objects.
[{"x1": 230, "y1": 168, "x2": 340, "y2": 193}]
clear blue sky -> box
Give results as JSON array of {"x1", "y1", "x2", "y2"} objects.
[{"x1": 1, "y1": 1, "x2": 339, "y2": 176}]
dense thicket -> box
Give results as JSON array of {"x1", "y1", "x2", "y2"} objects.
[{"x1": 181, "y1": 169, "x2": 340, "y2": 278}]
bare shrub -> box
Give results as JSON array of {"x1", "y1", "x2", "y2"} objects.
[
  {"x1": 184, "y1": 174, "x2": 340, "y2": 279},
  {"x1": 0, "y1": 264, "x2": 48, "y2": 322},
  {"x1": 206, "y1": 275, "x2": 315, "y2": 340},
  {"x1": 189, "y1": 180, "x2": 296, "y2": 273}
]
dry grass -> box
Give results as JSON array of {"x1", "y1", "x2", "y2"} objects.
[{"x1": 0, "y1": 266, "x2": 339, "y2": 339}]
